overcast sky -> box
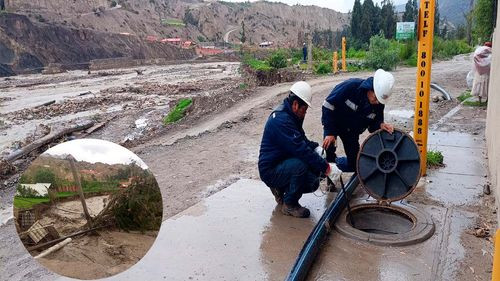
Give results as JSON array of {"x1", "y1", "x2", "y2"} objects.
[
  {"x1": 222, "y1": 0, "x2": 408, "y2": 13},
  {"x1": 45, "y1": 139, "x2": 148, "y2": 169}
]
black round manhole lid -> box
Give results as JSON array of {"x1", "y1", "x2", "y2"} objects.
[{"x1": 357, "y1": 129, "x2": 421, "y2": 202}]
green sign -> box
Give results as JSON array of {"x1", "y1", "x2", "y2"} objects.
[{"x1": 396, "y1": 22, "x2": 415, "y2": 40}]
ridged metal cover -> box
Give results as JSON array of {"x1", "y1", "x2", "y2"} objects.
[{"x1": 357, "y1": 129, "x2": 421, "y2": 202}]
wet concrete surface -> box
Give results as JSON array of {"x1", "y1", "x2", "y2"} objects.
[
  {"x1": 53, "y1": 179, "x2": 335, "y2": 281},
  {"x1": 308, "y1": 130, "x2": 490, "y2": 280},
  {"x1": 424, "y1": 131, "x2": 487, "y2": 206}
]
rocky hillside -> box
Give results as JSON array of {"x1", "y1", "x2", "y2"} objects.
[
  {"x1": 0, "y1": 13, "x2": 195, "y2": 76},
  {"x1": 183, "y1": 1, "x2": 349, "y2": 45},
  {"x1": 2, "y1": 0, "x2": 348, "y2": 45},
  {"x1": 395, "y1": 0, "x2": 474, "y2": 27}
]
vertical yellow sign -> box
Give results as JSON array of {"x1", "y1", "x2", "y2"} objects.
[
  {"x1": 342, "y1": 37, "x2": 346, "y2": 71},
  {"x1": 413, "y1": 0, "x2": 436, "y2": 176},
  {"x1": 333, "y1": 51, "x2": 338, "y2": 73}
]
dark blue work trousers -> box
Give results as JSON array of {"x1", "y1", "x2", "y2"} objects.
[
  {"x1": 325, "y1": 131, "x2": 360, "y2": 173},
  {"x1": 265, "y1": 158, "x2": 320, "y2": 206}
]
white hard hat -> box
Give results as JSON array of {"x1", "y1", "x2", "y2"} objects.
[
  {"x1": 290, "y1": 81, "x2": 312, "y2": 107},
  {"x1": 373, "y1": 69, "x2": 395, "y2": 104}
]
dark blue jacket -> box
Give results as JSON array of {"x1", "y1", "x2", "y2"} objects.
[
  {"x1": 258, "y1": 98, "x2": 328, "y2": 182},
  {"x1": 321, "y1": 78, "x2": 384, "y2": 136}
]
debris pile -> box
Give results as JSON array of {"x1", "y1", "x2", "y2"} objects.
[{"x1": 93, "y1": 172, "x2": 162, "y2": 231}]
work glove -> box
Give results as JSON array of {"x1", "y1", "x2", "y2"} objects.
[
  {"x1": 314, "y1": 146, "x2": 326, "y2": 159},
  {"x1": 327, "y1": 163, "x2": 342, "y2": 182}
]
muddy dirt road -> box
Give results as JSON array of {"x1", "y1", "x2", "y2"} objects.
[
  {"x1": 0, "y1": 54, "x2": 491, "y2": 280},
  {"x1": 0, "y1": 62, "x2": 241, "y2": 152}
]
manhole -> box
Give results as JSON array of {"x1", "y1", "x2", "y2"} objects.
[
  {"x1": 335, "y1": 200, "x2": 435, "y2": 246},
  {"x1": 347, "y1": 206, "x2": 413, "y2": 235},
  {"x1": 335, "y1": 129, "x2": 435, "y2": 246}
]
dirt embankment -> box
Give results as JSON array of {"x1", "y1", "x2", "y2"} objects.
[{"x1": 0, "y1": 13, "x2": 196, "y2": 76}]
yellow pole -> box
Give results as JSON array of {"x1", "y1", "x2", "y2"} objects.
[
  {"x1": 413, "y1": 0, "x2": 436, "y2": 176},
  {"x1": 493, "y1": 230, "x2": 500, "y2": 281},
  {"x1": 342, "y1": 37, "x2": 346, "y2": 71},
  {"x1": 333, "y1": 51, "x2": 338, "y2": 73}
]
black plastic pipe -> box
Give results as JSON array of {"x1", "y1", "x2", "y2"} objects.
[{"x1": 285, "y1": 174, "x2": 360, "y2": 281}]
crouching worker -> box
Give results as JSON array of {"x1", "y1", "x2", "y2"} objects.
[{"x1": 258, "y1": 81, "x2": 340, "y2": 218}]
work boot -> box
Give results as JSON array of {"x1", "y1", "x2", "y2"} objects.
[
  {"x1": 270, "y1": 187, "x2": 283, "y2": 205},
  {"x1": 326, "y1": 177, "x2": 337, "y2": 192},
  {"x1": 281, "y1": 203, "x2": 310, "y2": 218}
]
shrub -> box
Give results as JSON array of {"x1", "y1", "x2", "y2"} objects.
[
  {"x1": 164, "y1": 98, "x2": 193, "y2": 124},
  {"x1": 458, "y1": 90, "x2": 472, "y2": 102},
  {"x1": 346, "y1": 47, "x2": 367, "y2": 59},
  {"x1": 291, "y1": 48, "x2": 303, "y2": 64},
  {"x1": 267, "y1": 50, "x2": 288, "y2": 69},
  {"x1": 433, "y1": 38, "x2": 473, "y2": 60},
  {"x1": 403, "y1": 53, "x2": 418, "y2": 67},
  {"x1": 364, "y1": 34, "x2": 399, "y2": 71},
  {"x1": 110, "y1": 0, "x2": 117, "y2": 7},
  {"x1": 315, "y1": 62, "x2": 332, "y2": 75},
  {"x1": 397, "y1": 40, "x2": 417, "y2": 62},
  {"x1": 427, "y1": 150, "x2": 444, "y2": 167},
  {"x1": 242, "y1": 53, "x2": 273, "y2": 71}
]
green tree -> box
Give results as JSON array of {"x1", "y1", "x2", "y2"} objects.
[
  {"x1": 240, "y1": 21, "x2": 247, "y2": 44},
  {"x1": 350, "y1": 0, "x2": 363, "y2": 44},
  {"x1": 34, "y1": 168, "x2": 56, "y2": 184},
  {"x1": 372, "y1": 4, "x2": 382, "y2": 36},
  {"x1": 435, "y1": 0, "x2": 441, "y2": 36},
  {"x1": 19, "y1": 174, "x2": 32, "y2": 184},
  {"x1": 183, "y1": 9, "x2": 198, "y2": 26},
  {"x1": 360, "y1": 0, "x2": 376, "y2": 44},
  {"x1": 402, "y1": 0, "x2": 418, "y2": 22},
  {"x1": 365, "y1": 33, "x2": 399, "y2": 71},
  {"x1": 267, "y1": 50, "x2": 287, "y2": 69},
  {"x1": 380, "y1": 0, "x2": 396, "y2": 39},
  {"x1": 473, "y1": 0, "x2": 495, "y2": 42}
]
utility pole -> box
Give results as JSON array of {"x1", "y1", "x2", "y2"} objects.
[
  {"x1": 413, "y1": 0, "x2": 436, "y2": 176},
  {"x1": 67, "y1": 155, "x2": 93, "y2": 228},
  {"x1": 342, "y1": 37, "x2": 347, "y2": 72},
  {"x1": 333, "y1": 51, "x2": 338, "y2": 73}
]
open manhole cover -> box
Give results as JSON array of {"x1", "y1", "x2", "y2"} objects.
[
  {"x1": 336, "y1": 201, "x2": 435, "y2": 246},
  {"x1": 335, "y1": 130, "x2": 434, "y2": 246}
]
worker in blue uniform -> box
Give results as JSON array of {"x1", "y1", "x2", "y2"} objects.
[
  {"x1": 321, "y1": 69, "x2": 395, "y2": 188},
  {"x1": 259, "y1": 81, "x2": 341, "y2": 218}
]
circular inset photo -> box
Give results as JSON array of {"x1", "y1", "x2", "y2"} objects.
[{"x1": 13, "y1": 139, "x2": 162, "y2": 280}]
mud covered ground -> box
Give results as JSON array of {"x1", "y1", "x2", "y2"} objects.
[{"x1": 17, "y1": 195, "x2": 158, "y2": 280}]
